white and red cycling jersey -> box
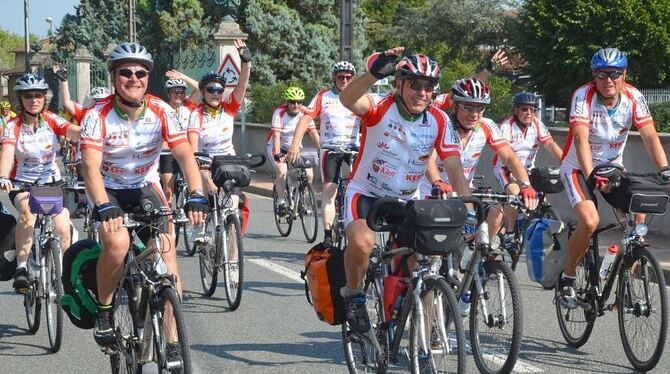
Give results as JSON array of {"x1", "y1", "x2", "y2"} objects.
[
  {"x1": 80, "y1": 95, "x2": 187, "y2": 189},
  {"x1": 305, "y1": 88, "x2": 359, "y2": 149},
  {"x1": 175, "y1": 99, "x2": 198, "y2": 127},
  {"x1": 347, "y1": 96, "x2": 460, "y2": 200},
  {"x1": 2, "y1": 112, "x2": 72, "y2": 183},
  {"x1": 433, "y1": 93, "x2": 454, "y2": 111},
  {"x1": 187, "y1": 96, "x2": 240, "y2": 156},
  {"x1": 561, "y1": 82, "x2": 654, "y2": 171},
  {"x1": 494, "y1": 116, "x2": 552, "y2": 170},
  {"x1": 418, "y1": 118, "x2": 508, "y2": 197},
  {"x1": 264, "y1": 105, "x2": 316, "y2": 151}
]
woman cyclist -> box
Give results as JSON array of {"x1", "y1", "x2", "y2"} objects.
[{"x1": 0, "y1": 73, "x2": 80, "y2": 292}]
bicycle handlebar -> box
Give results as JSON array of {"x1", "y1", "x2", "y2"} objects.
[
  {"x1": 194, "y1": 152, "x2": 266, "y2": 169},
  {"x1": 470, "y1": 191, "x2": 525, "y2": 209}
]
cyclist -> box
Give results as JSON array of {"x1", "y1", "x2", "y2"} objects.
[
  {"x1": 1, "y1": 101, "x2": 17, "y2": 128},
  {"x1": 79, "y1": 42, "x2": 207, "y2": 350},
  {"x1": 433, "y1": 49, "x2": 509, "y2": 111},
  {"x1": 187, "y1": 38, "x2": 251, "y2": 211},
  {"x1": 488, "y1": 92, "x2": 563, "y2": 242},
  {"x1": 267, "y1": 86, "x2": 320, "y2": 213},
  {"x1": 160, "y1": 70, "x2": 200, "y2": 212},
  {"x1": 338, "y1": 48, "x2": 472, "y2": 333},
  {"x1": 558, "y1": 47, "x2": 669, "y2": 308},
  {"x1": 0, "y1": 73, "x2": 80, "y2": 292},
  {"x1": 286, "y1": 60, "x2": 360, "y2": 246},
  {"x1": 421, "y1": 79, "x2": 538, "y2": 218}
]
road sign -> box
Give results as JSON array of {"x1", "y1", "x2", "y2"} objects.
[{"x1": 217, "y1": 54, "x2": 241, "y2": 88}]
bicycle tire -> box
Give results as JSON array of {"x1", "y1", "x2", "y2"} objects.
[
  {"x1": 223, "y1": 213, "x2": 244, "y2": 310},
  {"x1": 299, "y1": 181, "x2": 319, "y2": 243},
  {"x1": 617, "y1": 246, "x2": 668, "y2": 372},
  {"x1": 153, "y1": 287, "x2": 193, "y2": 374},
  {"x1": 45, "y1": 241, "x2": 64, "y2": 353},
  {"x1": 409, "y1": 277, "x2": 466, "y2": 374},
  {"x1": 273, "y1": 185, "x2": 292, "y2": 237},
  {"x1": 24, "y1": 252, "x2": 41, "y2": 334},
  {"x1": 470, "y1": 261, "x2": 523, "y2": 374},
  {"x1": 176, "y1": 184, "x2": 196, "y2": 257},
  {"x1": 555, "y1": 254, "x2": 596, "y2": 348},
  {"x1": 111, "y1": 281, "x2": 142, "y2": 374},
  {"x1": 199, "y1": 214, "x2": 218, "y2": 297},
  {"x1": 342, "y1": 277, "x2": 386, "y2": 373}
]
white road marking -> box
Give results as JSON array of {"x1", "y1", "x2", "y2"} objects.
[{"x1": 248, "y1": 258, "x2": 303, "y2": 283}]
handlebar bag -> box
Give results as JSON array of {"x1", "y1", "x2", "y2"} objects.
[
  {"x1": 212, "y1": 163, "x2": 252, "y2": 188},
  {"x1": 530, "y1": 167, "x2": 564, "y2": 194},
  {"x1": 29, "y1": 186, "x2": 64, "y2": 215},
  {"x1": 292, "y1": 152, "x2": 319, "y2": 169},
  {"x1": 300, "y1": 242, "x2": 346, "y2": 325},
  {"x1": 616, "y1": 173, "x2": 670, "y2": 215},
  {"x1": 404, "y1": 199, "x2": 467, "y2": 256}
]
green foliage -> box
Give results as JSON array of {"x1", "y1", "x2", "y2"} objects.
[
  {"x1": 512, "y1": 0, "x2": 670, "y2": 106},
  {"x1": 248, "y1": 80, "x2": 322, "y2": 123},
  {"x1": 649, "y1": 102, "x2": 670, "y2": 133},
  {"x1": 0, "y1": 27, "x2": 39, "y2": 69}
]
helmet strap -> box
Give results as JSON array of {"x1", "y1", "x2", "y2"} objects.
[
  {"x1": 396, "y1": 84, "x2": 426, "y2": 118},
  {"x1": 116, "y1": 93, "x2": 144, "y2": 108}
]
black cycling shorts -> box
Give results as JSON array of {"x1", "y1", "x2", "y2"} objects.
[
  {"x1": 320, "y1": 150, "x2": 352, "y2": 183},
  {"x1": 104, "y1": 182, "x2": 173, "y2": 244},
  {"x1": 159, "y1": 154, "x2": 181, "y2": 175}
]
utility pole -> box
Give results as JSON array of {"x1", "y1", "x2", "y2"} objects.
[
  {"x1": 129, "y1": 0, "x2": 136, "y2": 42},
  {"x1": 24, "y1": 0, "x2": 30, "y2": 72},
  {"x1": 340, "y1": 0, "x2": 354, "y2": 62}
]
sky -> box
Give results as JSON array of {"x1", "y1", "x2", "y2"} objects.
[{"x1": 0, "y1": 0, "x2": 79, "y2": 39}]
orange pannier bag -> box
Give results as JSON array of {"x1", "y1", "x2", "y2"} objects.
[{"x1": 301, "y1": 242, "x2": 346, "y2": 325}]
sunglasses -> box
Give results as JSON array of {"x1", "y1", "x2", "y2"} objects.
[
  {"x1": 206, "y1": 86, "x2": 225, "y2": 94},
  {"x1": 117, "y1": 68, "x2": 149, "y2": 79},
  {"x1": 460, "y1": 104, "x2": 486, "y2": 113},
  {"x1": 518, "y1": 107, "x2": 536, "y2": 113},
  {"x1": 170, "y1": 89, "x2": 186, "y2": 95},
  {"x1": 594, "y1": 70, "x2": 624, "y2": 80},
  {"x1": 336, "y1": 75, "x2": 353, "y2": 82},
  {"x1": 288, "y1": 100, "x2": 302, "y2": 105},
  {"x1": 22, "y1": 93, "x2": 45, "y2": 100},
  {"x1": 408, "y1": 79, "x2": 436, "y2": 92}
]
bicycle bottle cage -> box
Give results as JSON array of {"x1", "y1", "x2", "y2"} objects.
[
  {"x1": 530, "y1": 166, "x2": 564, "y2": 194},
  {"x1": 29, "y1": 186, "x2": 64, "y2": 215}
]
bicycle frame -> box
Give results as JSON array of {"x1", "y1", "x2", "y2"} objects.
[
  {"x1": 31, "y1": 214, "x2": 58, "y2": 295},
  {"x1": 285, "y1": 167, "x2": 309, "y2": 217}
]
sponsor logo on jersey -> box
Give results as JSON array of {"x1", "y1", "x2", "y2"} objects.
[
  {"x1": 405, "y1": 172, "x2": 425, "y2": 182},
  {"x1": 378, "y1": 141, "x2": 390, "y2": 150},
  {"x1": 609, "y1": 140, "x2": 624, "y2": 149},
  {"x1": 400, "y1": 187, "x2": 417, "y2": 195},
  {"x1": 133, "y1": 162, "x2": 155, "y2": 175},
  {"x1": 367, "y1": 173, "x2": 377, "y2": 184},
  {"x1": 619, "y1": 127, "x2": 629, "y2": 135},
  {"x1": 636, "y1": 95, "x2": 651, "y2": 117}
]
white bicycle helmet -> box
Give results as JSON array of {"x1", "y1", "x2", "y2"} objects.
[
  {"x1": 331, "y1": 61, "x2": 356, "y2": 75},
  {"x1": 165, "y1": 79, "x2": 187, "y2": 90},
  {"x1": 14, "y1": 73, "x2": 49, "y2": 92},
  {"x1": 451, "y1": 78, "x2": 491, "y2": 104},
  {"x1": 107, "y1": 42, "x2": 154, "y2": 72},
  {"x1": 90, "y1": 86, "x2": 111, "y2": 100}
]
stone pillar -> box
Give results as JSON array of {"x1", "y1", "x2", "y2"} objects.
[
  {"x1": 73, "y1": 47, "x2": 93, "y2": 103},
  {"x1": 212, "y1": 21, "x2": 248, "y2": 98}
]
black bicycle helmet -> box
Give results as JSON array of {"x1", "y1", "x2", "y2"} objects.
[
  {"x1": 512, "y1": 92, "x2": 539, "y2": 108},
  {"x1": 198, "y1": 71, "x2": 225, "y2": 90}
]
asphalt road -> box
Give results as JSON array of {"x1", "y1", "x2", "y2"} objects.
[{"x1": 1, "y1": 193, "x2": 669, "y2": 373}]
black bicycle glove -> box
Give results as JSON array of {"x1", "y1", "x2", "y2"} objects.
[
  {"x1": 93, "y1": 202, "x2": 123, "y2": 222},
  {"x1": 369, "y1": 52, "x2": 400, "y2": 79},
  {"x1": 238, "y1": 46, "x2": 252, "y2": 63},
  {"x1": 54, "y1": 66, "x2": 68, "y2": 82},
  {"x1": 184, "y1": 194, "x2": 209, "y2": 214}
]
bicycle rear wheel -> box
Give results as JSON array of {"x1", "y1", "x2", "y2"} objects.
[
  {"x1": 273, "y1": 184, "x2": 293, "y2": 237},
  {"x1": 222, "y1": 213, "x2": 244, "y2": 310},
  {"x1": 45, "y1": 241, "x2": 64, "y2": 353},
  {"x1": 617, "y1": 246, "x2": 668, "y2": 372},
  {"x1": 299, "y1": 181, "x2": 319, "y2": 243},
  {"x1": 153, "y1": 287, "x2": 192, "y2": 374},
  {"x1": 470, "y1": 261, "x2": 523, "y2": 374},
  {"x1": 410, "y1": 277, "x2": 465, "y2": 374},
  {"x1": 342, "y1": 278, "x2": 386, "y2": 373},
  {"x1": 555, "y1": 254, "x2": 596, "y2": 348},
  {"x1": 111, "y1": 280, "x2": 141, "y2": 374},
  {"x1": 24, "y1": 254, "x2": 41, "y2": 334},
  {"x1": 199, "y1": 215, "x2": 218, "y2": 297}
]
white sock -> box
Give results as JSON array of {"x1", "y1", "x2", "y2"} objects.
[{"x1": 17, "y1": 261, "x2": 27, "y2": 269}]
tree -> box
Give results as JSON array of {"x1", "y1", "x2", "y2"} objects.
[
  {"x1": 0, "y1": 27, "x2": 39, "y2": 69},
  {"x1": 511, "y1": 0, "x2": 670, "y2": 106}
]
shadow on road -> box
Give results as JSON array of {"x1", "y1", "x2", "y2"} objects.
[{"x1": 0, "y1": 323, "x2": 51, "y2": 356}]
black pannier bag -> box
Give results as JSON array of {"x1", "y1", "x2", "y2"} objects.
[
  {"x1": 616, "y1": 173, "x2": 670, "y2": 215},
  {"x1": 530, "y1": 166, "x2": 564, "y2": 194},
  {"x1": 402, "y1": 199, "x2": 467, "y2": 256},
  {"x1": 211, "y1": 156, "x2": 252, "y2": 188}
]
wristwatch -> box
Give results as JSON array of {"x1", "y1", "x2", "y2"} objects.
[
  {"x1": 189, "y1": 188, "x2": 205, "y2": 197},
  {"x1": 520, "y1": 181, "x2": 531, "y2": 189}
]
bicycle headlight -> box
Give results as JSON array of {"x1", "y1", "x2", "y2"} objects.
[{"x1": 634, "y1": 223, "x2": 648, "y2": 237}]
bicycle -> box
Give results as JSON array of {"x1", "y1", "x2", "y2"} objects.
[
  {"x1": 321, "y1": 146, "x2": 358, "y2": 249},
  {"x1": 171, "y1": 165, "x2": 192, "y2": 256},
  {"x1": 106, "y1": 202, "x2": 192, "y2": 373},
  {"x1": 62, "y1": 166, "x2": 97, "y2": 241},
  {"x1": 555, "y1": 163, "x2": 668, "y2": 372},
  {"x1": 272, "y1": 151, "x2": 319, "y2": 243},
  {"x1": 446, "y1": 192, "x2": 524, "y2": 374},
  {"x1": 193, "y1": 152, "x2": 265, "y2": 310},
  {"x1": 342, "y1": 196, "x2": 476, "y2": 373},
  {"x1": 19, "y1": 184, "x2": 67, "y2": 353}
]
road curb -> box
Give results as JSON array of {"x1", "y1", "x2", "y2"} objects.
[{"x1": 245, "y1": 184, "x2": 273, "y2": 198}]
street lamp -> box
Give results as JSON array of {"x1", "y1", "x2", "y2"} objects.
[
  {"x1": 46, "y1": 17, "x2": 53, "y2": 37},
  {"x1": 214, "y1": 0, "x2": 239, "y2": 23},
  {"x1": 24, "y1": 0, "x2": 30, "y2": 72}
]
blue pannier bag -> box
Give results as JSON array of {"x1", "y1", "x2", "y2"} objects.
[{"x1": 523, "y1": 218, "x2": 568, "y2": 289}]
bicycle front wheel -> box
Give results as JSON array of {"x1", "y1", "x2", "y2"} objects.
[
  {"x1": 24, "y1": 276, "x2": 41, "y2": 334},
  {"x1": 111, "y1": 280, "x2": 141, "y2": 374},
  {"x1": 273, "y1": 184, "x2": 293, "y2": 237},
  {"x1": 555, "y1": 255, "x2": 596, "y2": 347},
  {"x1": 410, "y1": 277, "x2": 465, "y2": 374},
  {"x1": 222, "y1": 213, "x2": 244, "y2": 310},
  {"x1": 153, "y1": 287, "x2": 192, "y2": 374},
  {"x1": 45, "y1": 241, "x2": 64, "y2": 352},
  {"x1": 617, "y1": 246, "x2": 668, "y2": 372},
  {"x1": 470, "y1": 261, "x2": 523, "y2": 374},
  {"x1": 299, "y1": 181, "x2": 319, "y2": 243},
  {"x1": 199, "y1": 215, "x2": 218, "y2": 297}
]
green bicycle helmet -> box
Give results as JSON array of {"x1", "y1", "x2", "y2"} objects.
[{"x1": 283, "y1": 86, "x2": 305, "y2": 101}]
